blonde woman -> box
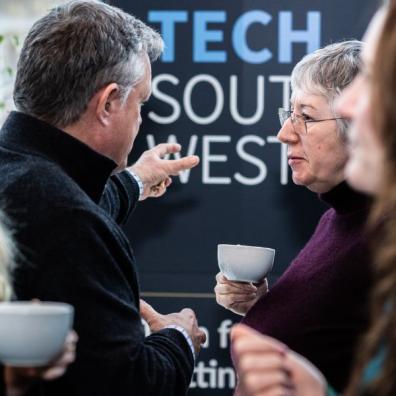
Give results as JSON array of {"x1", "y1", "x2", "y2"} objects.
[{"x1": 0, "y1": 218, "x2": 77, "y2": 396}]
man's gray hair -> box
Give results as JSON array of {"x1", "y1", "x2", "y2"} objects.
[
  {"x1": 291, "y1": 40, "x2": 363, "y2": 136},
  {"x1": 13, "y1": 0, "x2": 164, "y2": 128}
]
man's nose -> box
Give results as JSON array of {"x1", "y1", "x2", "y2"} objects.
[{"x1": 277, "y1": 118, "x2": 299, "y2": 144}]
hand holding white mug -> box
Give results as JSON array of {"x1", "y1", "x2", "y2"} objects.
[
  {"x1": 214, "y1": 272, "x2": 268, "y2": 316},
  {"x1": 5, "y1": 330, "x2": 78, "y2": 396}
]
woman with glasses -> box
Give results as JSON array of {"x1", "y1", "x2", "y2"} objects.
[{"x1": 215, "y1": 41, "x2": 372, "y2": 392}]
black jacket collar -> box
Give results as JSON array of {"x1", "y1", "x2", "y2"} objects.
[{"x1": 0, "y1": 111, "x2": 117, "y2": 203}]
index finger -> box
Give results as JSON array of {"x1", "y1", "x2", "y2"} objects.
[
  {"x1": 151, "y1": 143, "x2": 182, "y2": 158},
  {"x1": 216, "y1": 272, "x2": 228, "y2": 283},
  {"x1": 66, "y1": 330, "x2": 79, "y2": 345},
  {"x1": 162, "y1": 155, "x2": 200, "y2": 175},
  {"x1": 140, "y1": 299, "x2": 160, "y2": 322}
]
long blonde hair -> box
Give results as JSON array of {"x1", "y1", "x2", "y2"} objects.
[{"x1": 0, "y1": 212, "x2": 15, "y2": 301}]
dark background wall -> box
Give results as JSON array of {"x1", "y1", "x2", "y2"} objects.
[{"x1": 110, "y1": 1, "x2": 377, "y2": 393}]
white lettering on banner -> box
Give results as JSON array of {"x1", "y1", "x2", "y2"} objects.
[
  {"x1": 144, "y1": 317, "x2": 237, "y2": 389},
  {"x1": 148, "y1": 74, "x2": 181, "y2": 124},
  {"x1": 189, "y1": 319, "x2": 236, "y2": 390},
  {"x1": 234, "y1": 135, "x2": 267, "y2": 186},
  {"x1": 148, "y1": 74, "x2": 291, "y2": 126},
  {"x1": 269, "y1": 75, "x2": 291, "y2": 110},
  {"x1": 146, "y1": 134, "x2": 288, "y2": 185},
  {"x1": 267, "y1": 136, "x2": 289, "y2": 185},
  {"x1": 190, "y1": 360, "x2": 236, "y2": 389},
  {"x1": 202, "y1": 135, "x2": 231, "y2": 185},
  {"x1": 184, "y1": 74, "x2": 224, "y2": 125},
  {"x1": 217, "y1": 319, "x2": 232, "y2": 348},
  {"x1": 229, "y1": 75, "x2": 265, "y2": 125}
]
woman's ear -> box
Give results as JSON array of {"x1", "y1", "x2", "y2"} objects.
[{"x1": 95, "y1": 83, "x2": 120, "y2": 126}]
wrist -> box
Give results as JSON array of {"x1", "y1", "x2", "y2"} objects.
[
  {"x1": 5, "y1": 367, "x2": 36, "y2": 396},
  {"x1": 128, "y1": 169, "x2": 144, "y2": 200},
  {"x1": 165, "y1": 325, "x2": 196, "y2": 361},
  {"x1": 6, "y1": 386, "x2": 28, "y2": 396}
]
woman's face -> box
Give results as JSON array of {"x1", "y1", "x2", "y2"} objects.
[
  {"x1": 277, "y1": 91, "x2": 348, "y2": 193},
  {"x1": 337, "y1": 10, "x2": 386, "y2": 195}
]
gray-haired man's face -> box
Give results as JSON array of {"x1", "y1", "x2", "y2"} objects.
[{"x1": 109, "y1": 55, "x2": 152, "y2": 170}]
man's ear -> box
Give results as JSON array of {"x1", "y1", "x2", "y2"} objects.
[{"x1": 95, "y1": 83, "x2": 120, "y2": 126}]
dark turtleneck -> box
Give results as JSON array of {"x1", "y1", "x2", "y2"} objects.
[{"x1": 242, "y1": 181, "x2": 372, "y2": 392}]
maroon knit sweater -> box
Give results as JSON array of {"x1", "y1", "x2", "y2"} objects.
[{"x1": 242, "y1": 182, "x2": 372, "y2": 392}]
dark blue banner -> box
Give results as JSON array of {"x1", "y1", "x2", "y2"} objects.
[{"x1": 110, "y1": 1, "x2": 376, "y2": 394}]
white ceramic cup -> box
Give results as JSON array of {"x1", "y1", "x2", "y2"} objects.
[
  {"x1": 0, "y1": 301, "x2": 74, "y2": 367},
  {"x1": 217, "y1": 244, "x2": 275, "y2": 283}
]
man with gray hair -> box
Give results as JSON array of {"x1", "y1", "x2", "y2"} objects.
[{"x1": 0, "y1": 1, "x2": 205, "y2": 395}]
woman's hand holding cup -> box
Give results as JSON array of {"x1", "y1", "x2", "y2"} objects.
[{"x1": 214, "y1": 272, "x2": 268, "y2": 316}]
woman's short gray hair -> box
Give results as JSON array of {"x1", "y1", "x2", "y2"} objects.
[
  {"x1": 13, "y1": 0, "x2": 164, "y2": 128},
  {"x1": 291, "y1": 40, "x2": 363, "y2": 136}
]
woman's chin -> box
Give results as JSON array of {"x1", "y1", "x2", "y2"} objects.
[{"x1": 291, "y1": 173, "x2": 309, "y2": 188}]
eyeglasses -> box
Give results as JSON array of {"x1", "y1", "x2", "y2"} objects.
[{"x1": 278, "y1": 108, "x2": 345, "y2": 135}]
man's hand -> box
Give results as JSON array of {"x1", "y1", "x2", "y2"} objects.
[
  {"x1": 129, "y1": 143, "x2": 199, "y2": 200},
  {"x1": 140, "y1": 299, "x2": 206, "y2": 355},
  {"x1": 214, "y1": 272, "x2": 268, "y2": 316}
]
